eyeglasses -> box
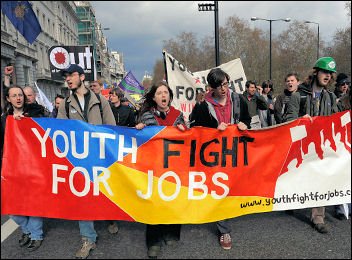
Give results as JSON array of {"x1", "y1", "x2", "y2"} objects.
[
  {"x1": 218, "y1": 81, "x2": 228, "y2": 88},
  {"x1": 9, "y1": 94, "x2": 24, "y2": 98}
]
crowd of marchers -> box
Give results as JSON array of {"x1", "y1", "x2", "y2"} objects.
[{"x1": 1, "y1": 56, "x2": 351, "y2": 259}]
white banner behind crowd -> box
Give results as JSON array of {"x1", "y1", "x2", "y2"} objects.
[
  {"x1": 163, "y1": 50, "x2": 247, "y2": 122},
  {"x1": 35, "y1": 82, "x2": 53, "y2": 112}
]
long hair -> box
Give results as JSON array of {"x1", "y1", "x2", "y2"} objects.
[
  {"x1": 4, "y1": 85, "x2": 27, "y2": 114},
  {"x1": 138, "y1": 81, "x2": 173, "y2": 122},
  {"x1": 262, "y1": 80, "x2": 274, "y2": 99},
  {"x1": 304, "y1": 68, "x2": 337, "y2": 90}
]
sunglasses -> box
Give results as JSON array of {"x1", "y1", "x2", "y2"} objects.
[
  {"x1": 340, "y1": 82, "x2": 351, "y2": 87},
  {"x1": 319, "y1": 69, "x2": 334, "y2": 75}
]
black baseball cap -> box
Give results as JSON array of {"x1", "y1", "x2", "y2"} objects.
[{"x1": 60, "y1": 64, "x2": 84, "y2": 76}]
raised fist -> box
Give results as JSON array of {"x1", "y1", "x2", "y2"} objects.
[{"x1": 5, "y1": 65, "x2": 14, "y2": 75}]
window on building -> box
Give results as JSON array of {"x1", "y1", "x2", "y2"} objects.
[
  {"x1": 44, "y1": 47, "x2": 49, "y2": 69},
  {"x1": 42, "y1": 14, "x2": 45, "y2": 31},
  {"x1": 23, "y1": 66, "x2": 30, "y2": 85},
  {"x1": 37, "y1": 45, "x2": 42, "y2": 70},
  {"x1": 59, "y1": 26, "x2": 62, "y2": 43},
  {"x1": 40, "y1": 46, "x2": 45, "y2": 70},
  {"x1": 2, "y1": 11, "x2": 7, "y2": 30}
]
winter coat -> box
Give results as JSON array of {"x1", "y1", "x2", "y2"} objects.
[
  {"x1": 240, "y1": 91, "x2": 268, "y2": 118},
  {"x1": 285, "y1": 82, "x2": 338, "y2": 122},
  {"x1": 57, "y1": 88, "x2": 116, "y2": 125},
  {"x1": 337, "y1": 91, "x2": 351, "y2": 112},
  {"x1": 139, "y1": 106, "x2": 186, "y2": 127},
  {"x1": 1, "y1": 102, "x2": 50, "y2": 160},
  {"x1": 190, "y1": 88, "x2": 251, "y2": 129},
  {"x1": 274, "y1": 88, "x2": 294, "y2": 124},
  {"x1": 110, "y1": 103, "x2": 136, "y2": 127}
]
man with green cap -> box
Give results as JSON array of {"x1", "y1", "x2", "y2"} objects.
[{"x1": 284, "y1": 57, "x2": 338, "y2": 233}]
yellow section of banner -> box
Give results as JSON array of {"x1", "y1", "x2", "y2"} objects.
[{"x1": 98, "y1": 163, "x2": 274, "y2": 224}]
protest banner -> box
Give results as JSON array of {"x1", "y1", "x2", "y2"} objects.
[
  {"x1": 48, "y1": 46, "x2": 95, "y2": 81},
  {"x1": 101, "y1": 89, "x2": 110, "y2": 99},
  {"x1": 118, "y1": 71, "x2": 145, "y2": 95},
  {"x1": 1, "y1": 111, "x2": 351, "y2": 224},
  {"x1": 163, "y1": 50, "x2": 247, "y2": 121}
]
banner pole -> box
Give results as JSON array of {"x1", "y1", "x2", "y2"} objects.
[{"x1": 162, "y1": 49, "x2": 168, "y2": 84}]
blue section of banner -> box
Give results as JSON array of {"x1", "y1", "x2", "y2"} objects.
[{"x1": 32, "y1": 117, "x2": 164, "y2": 179}]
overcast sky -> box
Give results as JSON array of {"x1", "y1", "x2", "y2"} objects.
[{"x1": 90, "y1": 1, "x2": 350, "y2": 83}]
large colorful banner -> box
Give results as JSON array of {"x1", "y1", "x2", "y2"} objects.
[
  {"x1": 163, "y1": 50, "x2": 247, "y2": 121},
  {"x1": 1, "y1": 111, "x2": 351, "y2": 224}
]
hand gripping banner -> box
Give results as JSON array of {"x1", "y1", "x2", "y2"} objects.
[{"x1": 1, "y1": 111, "x2": 351, "y2": 224}]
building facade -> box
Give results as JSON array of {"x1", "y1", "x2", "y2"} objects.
[
  {"x1": 1, "y1": 1, "x2": 80, "y2": 105},
  {"x1": 76, "y1": 1, "x2": 112, "y2": 86},
  {"x1": 110, "y1": 50, "x2": 125, "y2": 87},
  {"x1": 2, "y1": 1, "x2": 126, "y2": 108}
]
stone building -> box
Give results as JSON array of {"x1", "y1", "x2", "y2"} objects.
[
  {"x1": 110, "y1": 51, "x2": 125, "y2": 87},
  {"x1": 1, "y1": 1, "x2": 126, "y2": 108},
  {"x1": 1, "y1": 1, "x2": 80, "y2": 105}
]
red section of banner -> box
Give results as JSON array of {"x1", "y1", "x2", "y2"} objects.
[
  {"x1": 120, "y1": 123, "x2": 294, "y2": 198},
  {"x1": 101, "y1": 89, "x2": 110, "y2": 99},
  {"x1": 280, "y1": 112, "x2": 351, "y2": 175},
  {"x1": 1, "y1": 117, "x2": 134, "y2": 221}
]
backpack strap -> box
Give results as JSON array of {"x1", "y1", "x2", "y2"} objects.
[
  {"x1": 94, "y1": 92, "x2": 104, "y2": 122},
  {"x1": 65, "y1": 97, "x2": 70, "y2": 119}
]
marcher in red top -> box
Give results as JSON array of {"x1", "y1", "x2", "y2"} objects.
[{"x1": 135, "y1": 80, "x2": 187, "y2": 259}]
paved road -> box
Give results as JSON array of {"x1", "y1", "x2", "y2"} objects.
[{"x1": 1, "y1": 206, "x2": 351, "y2": 259}]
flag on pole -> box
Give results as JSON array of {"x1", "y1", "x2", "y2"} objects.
[
  {"x1": 34, "y1": 82, "x2": 53, "y2": 112},
  {"x1": 118, "y1": 71, "x2": 145, "y2": 95},
  {"x1": 103, "y1": 82, "x2": 109, "y2": 89},
  {"x1": 1, "y1": 1, "x2": 42, "y2": 44}
]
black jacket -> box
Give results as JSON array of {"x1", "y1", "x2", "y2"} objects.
[
  {"x1": 110, "y1": 103, "x2": 136, "y2": 127},
  {"x1": 241, "y1": 90, "x2": 268, "y2": 118},
  {"x1": 1, "y1": 103, "x2": 50, "y2": 162},
  {"x1": 274, "y1": 88, "x2": 294, "y2": 124},
  {"x1": 190, "y1": 90, "x2": 251, "y2": 129}
]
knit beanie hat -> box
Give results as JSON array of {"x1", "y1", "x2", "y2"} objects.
[{"x1": 336, "y1": 73, "x2": 350, "y2": 86}]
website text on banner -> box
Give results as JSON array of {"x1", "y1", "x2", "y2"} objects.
[
  {"x1": 1, "y1": 111, "x2": 351, "y2": 224},
  {"x1": 163, "y1": 50, "x2": 247, "y2": 121}
]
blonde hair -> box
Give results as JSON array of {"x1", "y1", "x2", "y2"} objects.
[{"x1": 91, "y1": 77, "x2": 105, "y2": 87}]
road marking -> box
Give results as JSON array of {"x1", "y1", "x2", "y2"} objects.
[{"x1": 1, "y1": 218, "x2": 19, "y2": 243}]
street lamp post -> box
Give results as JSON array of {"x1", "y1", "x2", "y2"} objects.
[
  {"x1": 198, "y1": 1, "x2": 220, "y2": 66},
  {"x1": 251, "y1": 17, "x2": 291, "y2": 80},
  {"x1": 304, "y1": 21, "x2": 319, "y2": 60}
]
